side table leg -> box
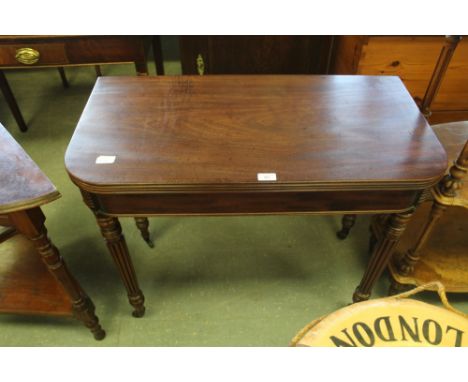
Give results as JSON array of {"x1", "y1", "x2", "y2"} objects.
[
  {"x1": 0, "y1": 70, "x2": 28, "y2": 132},
  {"x1": 135, "y1": 61, "x2": 149, "y2": 76},
  {"x1": 395, "y1": 200, "x2": 446, "y2": 276},
  {"x1": 336, "y1": 214, "x2": 356, "y2": 240},
  {"x1": 96, "y1": 214, "x2": 146, "y2": 317},
  {"x1": 9, "y1": 208, "x2": 105, "y2": 340},
  {"x1": 134, "y1": 217, "x2": 154, "y2": 248},
  {"x1": 152, "y1": 36, "x2": 165, "y2": 75},
  {"x1": 353, "y1": 209, "x2": 414, "y2": 303}
]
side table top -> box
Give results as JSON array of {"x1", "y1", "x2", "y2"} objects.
[
  {"x1": 0, "y1": 124, "x2": 59, "y2": 213},
  {"x1": 65, "y1": 75, "x2": 447, "y2": 193}
]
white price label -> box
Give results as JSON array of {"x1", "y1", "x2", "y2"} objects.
[
  {"x1": 257, "y1": 173, "x2": 277, "y2": 181},
  {"x1": 95, "y1": 155, "x2": 116, "y2": 164}
]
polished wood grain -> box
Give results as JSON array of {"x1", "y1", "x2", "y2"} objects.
[
  {"x1": 96, "y1": 190, "x2": 419, "y2": 216},
  {"x1": 0, "y1": 35, "x2": 164, "y2": 132},
  {"x1": 372, "y1": 121, "x2": 468, "y2": 294},
  {"x1": 65, "y1": 75, "x2": 447, "y2": 193},
  {"x1": 335, "y1": 37, "x2": 461, "y2": 239},
  {"x1": 0, "y1": 35, "x2": 150, "y2": 69},
  {"x1": 65, "y1": 75, "x2": 448, "y2": 314},
  {"x1": 0, "y1": 124, "x2": 105, "y2": 339},
  {"x1": 0, "y1": 124, "x2": 59, "y2": 213},
  {"x1": 0, "y1": 232, "x2": 72, "y2": 315},
  {"x1": 332, "y1": 36, "x2": 468, "y2": 123}
]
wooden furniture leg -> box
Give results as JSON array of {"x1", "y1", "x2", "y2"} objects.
[
  {"x1": 80, "y1": 191, "x2": 145, "y2": 317},
  {"x1": 134, "y1": 217, "x2": 154, "y2": 248},
  {"x1": 95, "y1": 214, "x2": 146, "y2": 317},
  {"x1": 395, "y1": 201, "x2": 446, "y2": 276},
  {"x1": 353, "y1": 209, "x2": 414, "y2": 302},
  {"x1": 8, "y1": 208, "x2": 105, "y2": 340},
  {"x1": 336, "y1": 214, "x2": 356, "y2": 239},
  {"x1": 152, "y1": 36, "x2": 165, "y2": 75},
  {"x1": 57, "y1": 67, "x2": 69, "y2": 88},
  {"x1": 95, "y1": 65, "x2": 102, "y2": 77},
  {"x1": 135, "y1": 61, "x2": 149, "y2": 76},
  {"x1": 0, "y1": 70, "x2": 27, "y2": 132},
  {"x1": 394, "y1": 140, "x2": 468, "y2": 277}
]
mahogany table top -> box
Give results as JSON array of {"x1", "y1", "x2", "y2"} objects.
[
  {"x1": 65, "y1": 75, "x2": 447, "y2": 194},
  {"x1": 0, "y1": 124, "x2": 59, "y2": 213}
]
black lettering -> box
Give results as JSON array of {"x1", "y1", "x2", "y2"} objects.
[
  {"x1": 446, "y1": 326, "x2": 464, "y2": 347},
  {"x1": 352, "y1": 322, "x2": 375, "y2": 347},
  {"x1": 374, "y1": 316, "x2": 397, "y2": 342},
  {"x1": 422, "y1": 319, "x2": 442, "y2": 345},
  {"x1": 399, "y1": 316, "x2": 421, "y2": 342},
  {"x1": 330, "y1": 328, "x2": 357, "y2": 347}
]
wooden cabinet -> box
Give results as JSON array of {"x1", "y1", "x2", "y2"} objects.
[
  {"x1": 179, "y1": 36, "x2": 334, "y2": 75},
  {"x1": 331, "y1": 36, "x2": 468, "y2": 124}
]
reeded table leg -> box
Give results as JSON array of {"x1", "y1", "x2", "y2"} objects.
[
  {"x1": 97, "y1": 214, "x2": 146, "y2": 317},
  {"x1": 134, "y1": 217, "x2": 154, "y2": 248},
  {"x1": 353, "y1": 209, "x2": 414, "y2": 303},
  {"x1": 337, "y1": 214, "x2": 356, "y2": 240},
  {"x1": 81, "y1": 190, "x2": 146, "y2": 317},
  {"x1": 9, "y1": 208, "x2": 105, "y2": 340}
]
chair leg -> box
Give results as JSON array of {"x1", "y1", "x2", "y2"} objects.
[
  {"x1": 0, "y1": 70, "x2": 28, "y2": 132},
  {"x1": 57, "y1": 67, "x2": 69, "y2": 88},
  {"x1": 336, "y1": 214, "x2": 356, "y2": 240}
]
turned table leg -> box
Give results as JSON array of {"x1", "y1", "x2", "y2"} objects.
[
  {"x1": 96, "y1": 214, "x2": 146, "y2": 317},
  {"x1": 9, "y1": 208, "x2": 105, "y2": 340},
  {"x1": 134, "y1": 217, "x2": 154, "y2": 248},
  {"x1": 395, "y1": 197, "x2": 447, "y2": 277},
  {"x1": 81, "y1": 190, "x2": 146, "y2": 317},
  {"x1": 337, "y1": 214, "x2": 356, "y2": 240},
  {"x1": 353, "y1": 209, "x2": 414, "y2": 303}
]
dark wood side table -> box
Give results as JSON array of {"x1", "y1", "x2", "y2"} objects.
[
  {"x1": 0, "y1": 35, "x2": 164, "y2": 132},
  {"x1": 64, "y1": 75, "x2": 447, "y2": 318},
  {"x1": 0, "y1": 123, "x2": 105, "y2": 340}
]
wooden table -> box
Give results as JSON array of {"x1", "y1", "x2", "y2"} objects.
[
  {"x1": 0, "y1": 35, "x2": 164, "y2": 132},
  {"x1": 0, "y1": 124, "x2": 105, "y2": 339},
  {"x1": 64, "y1": 75, "x2": 447, "y2": 317}
]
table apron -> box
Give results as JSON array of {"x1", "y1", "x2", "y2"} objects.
[
  {"x1": 0, "y1": 36, "x2": 149, "y2": 68},
  {"x1": 93, "y1": 190, "x2": 420, "y2": 216}
]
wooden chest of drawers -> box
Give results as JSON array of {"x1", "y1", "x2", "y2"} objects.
[{"x1": 331, "y1": 36, "x2": 468, "y2": 124}]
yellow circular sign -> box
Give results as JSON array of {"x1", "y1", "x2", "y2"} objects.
[{"x1": 293, "y1": 298, "x2": 468, "y2": 347}]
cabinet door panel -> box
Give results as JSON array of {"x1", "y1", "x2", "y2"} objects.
[{"x1": 180, "y1": 36, "x2": 333, "y2": 75}]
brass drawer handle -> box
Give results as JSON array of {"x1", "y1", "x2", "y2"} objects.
[{"x1": 15, "y1": 47, "x2": 40, "y2": 65}]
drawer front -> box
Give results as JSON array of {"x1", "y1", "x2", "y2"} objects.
[
  {"x1": 0, "y1": 42, "x2": 68, "y2": 67},
  {"x1": 64, "y1": 36, "x2": 147, "y2": 64}
]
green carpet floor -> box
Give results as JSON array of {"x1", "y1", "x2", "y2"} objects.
[{"x1": 0, "y1": 59, "x2": 467, "y2": 346}]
